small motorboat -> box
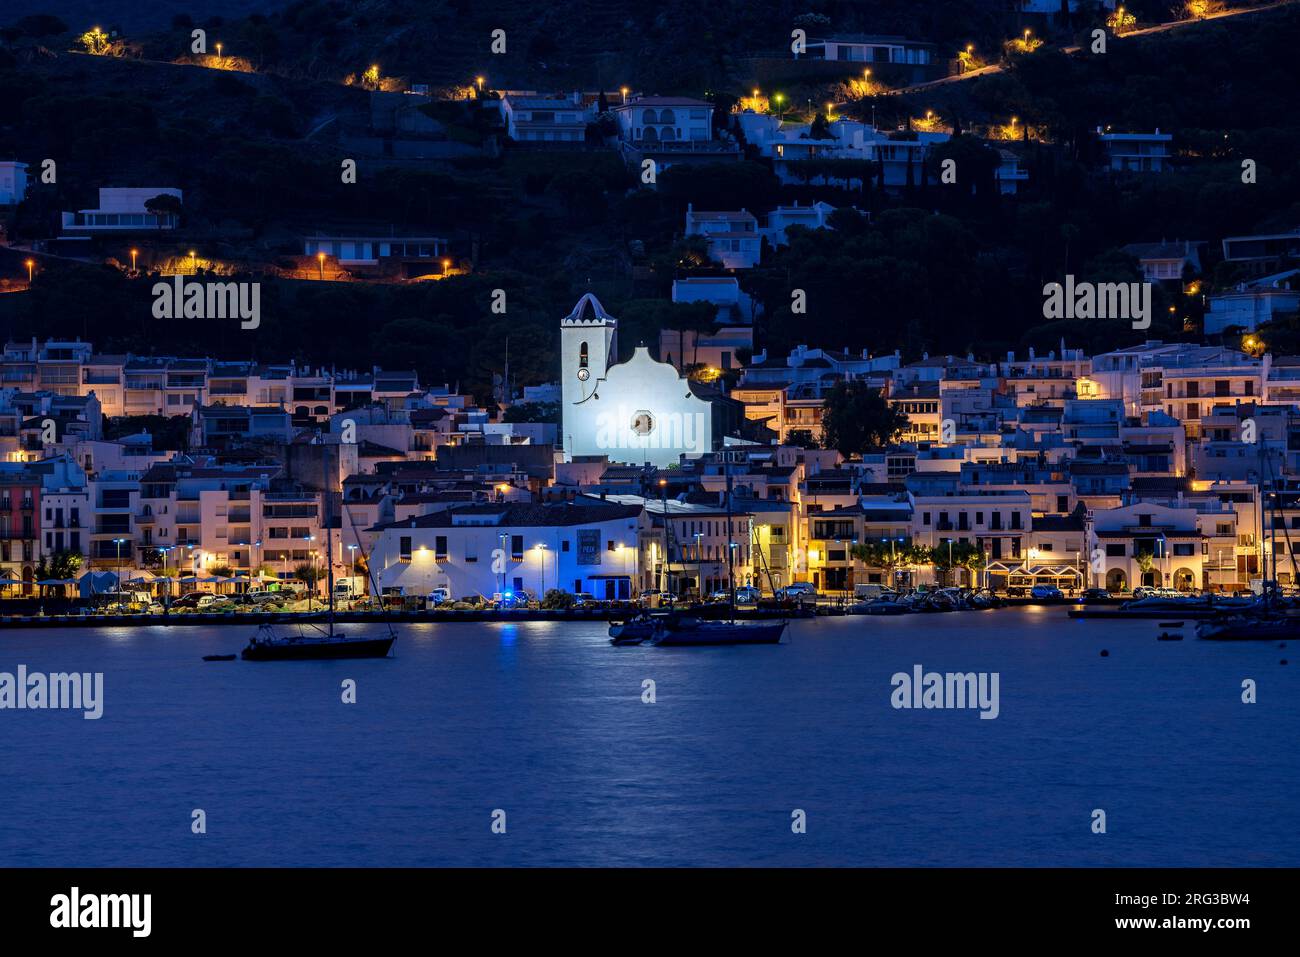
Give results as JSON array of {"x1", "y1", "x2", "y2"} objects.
[
  {"x1": 202, "y1": 654, "x2": 237, "y2": 661},
  {"x1": 848, "y1": 594, "x2": 911, "y2": 615},
  {"x1": 1156, "y1": 632, "x2": 1184, "y2": 641}
]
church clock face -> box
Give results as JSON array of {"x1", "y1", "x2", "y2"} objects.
[{"x1": 576, "y1": 368, "x2": 590, "y2": 381}]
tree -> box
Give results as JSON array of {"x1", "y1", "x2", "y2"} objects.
[
  {"x1": 144, "y1": 193, "x2": 182, "y2": 231},
  {"x1": 294, "y1": 563, "x2": 321, "y2": 588},
  {"x1": 809, "y1": 111, "x2": 833, "y2": 140},
  {"x1": 931, "y1": 541, "x2": 986, "y2": 587},
  {"x1": 51, "y1": 550, "x2": 83, "y2": 580},
  {"x1": 821, "y1": 381, "x2": 908, "y2": 457},
  {"x1": 784, "y1": 429, "x2": 819, "y2": 449}
]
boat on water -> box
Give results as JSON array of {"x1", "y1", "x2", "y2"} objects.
[
  {"x1": 848, "y1": 594, "x2": 911, "y2": 615},
  {"x1": 242, "y1": 625, "x2": 396, "y2": 660},
  {"x1": 610, "y1": 461, "x2": 787, "y2": 647},
  {"x1": 241, "y1": 438, "x2": 397, "y2": 662},
  {"x1": 1196, "y1": 615, "x2": 1300, "y2": 641},
  {"x1": 202, "y1": 654, "x2": 237, "y2": 661},
  {"x1": 650, "y1": 617, "x2": 786, "y2": 646}
]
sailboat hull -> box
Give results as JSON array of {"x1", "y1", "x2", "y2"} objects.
[
  {"x1": 241, "y1": 635, "x2": 395, "y2": 660},
  {"x1": 652, "y1": 621, "x2": 787, "y2": 646}
]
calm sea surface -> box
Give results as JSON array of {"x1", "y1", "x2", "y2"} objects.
[{"x1": 0, "y1": 607, "x2": 1295, "y2": 867}]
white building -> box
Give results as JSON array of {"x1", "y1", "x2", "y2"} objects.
[
  {"x1": 684, "y1": 205, "x2": 761, "y2": 269},
  {"x1": 762, "y1": 201, "x2": 840, "y2": 246},
  {"x1": 61, "y1": 188, "x2": 182, "y2": 232},
  {"x1": 614, "y1": 96, "x2": 713, "y2": 145},
  {"x1": 1098, "y1": 129, "x2": 1172, "y2": 173},
  {"x1": 1205, "y1": 270, "x2": 1300, "y2": 334},
  {"x1": 0, "y1": 161, "x2": 29, "y2": 206},
  {"x1": 500, "y1": 93, "x2": 594, "y2": 142},
  {"x1": 372, "y1": 498, "x2": 643, "y2": 601},
  {"x1": 671, "y1": 277, "x2": 757, "y2": 323},
  {"x1": 560, "y1": 294, "x2": 717, "y2": 469},
  {"x1": 796, "y1": 34, "x2": 935, "y2": 66}
]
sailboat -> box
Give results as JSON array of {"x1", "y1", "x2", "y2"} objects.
[
  {"x1": 242, "y1": 441, "x2": 396, "y2": 661},
  {"x1": 1197, "y1": 442, "x2": 1300, "y2": 641},
  {"x1": 645, "y1": 459, "x2": 786, "y2": 647}
]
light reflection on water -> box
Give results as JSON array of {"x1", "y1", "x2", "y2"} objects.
[{"x1": 0, "y1": 608, "x2": 1294, "y2": 867}]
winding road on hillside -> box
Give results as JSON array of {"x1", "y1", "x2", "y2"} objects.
[{"x1": 898, "y1": 0, "x2": 1296, "y2": 94}]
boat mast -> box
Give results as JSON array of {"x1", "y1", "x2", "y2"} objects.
[
  {"x1": 725, "y1": 457, "x2": 735, "y2": 624},
  {"x1": 324, "y1": 436, "x2": 335, "y2": 634}
]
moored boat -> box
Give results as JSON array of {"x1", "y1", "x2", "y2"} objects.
[
  {"x1": 1196, "y1": 615, "x2": 1300, "y2": 641},
  {"x1": 242, "y1": 626, "x2": 396, "y2": 660},
  {"x1": 650, "y1": 618, "x2": 787, "y2": 646},
  {"x1": 241, "y1": 438, "x2": 397, "y2": 662}
]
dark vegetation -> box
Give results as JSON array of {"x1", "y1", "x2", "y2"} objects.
[{"x1": 0, "y1": 2, "x2": 1297, "y2": 402}]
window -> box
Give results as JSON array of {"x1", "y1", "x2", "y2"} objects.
[
  {"x1": 579, "y1": 342, "x2": 589, "y2": 370},
  {"x1": 1173, "y1": 543, "x2": 1195, "y2": 557},
  {"x1": 511, "y1": 535, "x2": 524, "y2": 561},
  {"x1": 435, "y1": 536, "x2": 448, "y2": 560},
  {"x1": 399, "y1": 536, "x2": 412, "y2": 562},
  {"x1": 1106, "y1": 544, "x2": 1126, "y2": 556}
]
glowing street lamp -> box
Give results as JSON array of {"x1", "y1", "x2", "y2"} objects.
[
  {"x1": 129, "y1": 248, "x2": 138, "y2": 273},
  {"x1": 215, "y1": 41, "x2": 222, "y2": 59},
  {"x1": 317, "y1": 251, "x2": 326, "y2": 280},
  {"x1": 189, "y1": 250, "x2": 197, "y2": 274},
  {"x1": 475, "y1": 75, "x2": 485, "y2": 91},
  {"x1": 25, "y1": 258, "x2": 35, "y2": 283},
  {"x1": 620, "y1": 86, "x2": 629, "y2": 104},
  {"x1": 442, "y1": 258, "x2": 451, "y2": 277}
]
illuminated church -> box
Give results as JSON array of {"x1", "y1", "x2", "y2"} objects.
[{"x1": 561, "y1": 294, "x2": 730, "y2": 468}]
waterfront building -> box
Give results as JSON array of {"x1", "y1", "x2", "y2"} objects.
[{"x1": 373, "y1": 498, "x2": 642, "y2": 601}]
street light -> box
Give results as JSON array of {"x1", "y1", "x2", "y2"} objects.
[
  {"x1": 442, "y1": 258, "x2": 451, "y2": 277},
  {"x1": 317, "y1": 251, "x2": 326, "y2": 280},
  {"x1": 25, "y1": 259, "x2": 34, "y2": 283},
  {"x1": 113, "y1": 537, "x2": 126, "y2": 568},
  {"x1": 189, "y1": 250, "x2": 197, "y2": 274},
  {"x1": 215, "y1": 41, "x2": 222, "y2": 59},
  {"x1": 129, "y1": 248, "x2": 138, "y2": 273}
]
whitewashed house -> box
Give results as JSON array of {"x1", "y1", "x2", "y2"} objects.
[
  {"x1": 372, "y1": 498, "x2": 643, "y2": 601},
  {"x1": 684, "y1": 205, "x2": 761, "y2": 269},
  {"x1": 500, "y1": 93, "x2": 594, "y2": 142},
  {"x1": 1205, "y1": 270, "x2": 1300, "y2": 334},
  {"x1": 0, "y1": 161, "x2": 29, "y2": 206}
]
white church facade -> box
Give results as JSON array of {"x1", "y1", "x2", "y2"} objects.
[{"x1": 561, "y1": 294, "x2": 717, "y2": 468}]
